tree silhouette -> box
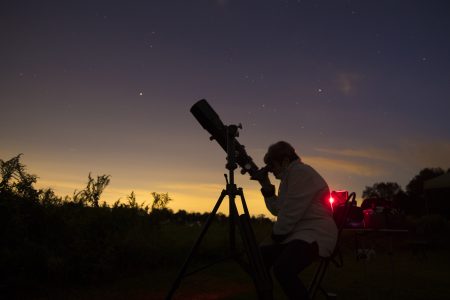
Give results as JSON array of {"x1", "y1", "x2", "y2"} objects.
[
  {"x1": 150, "y1": 192, "x2": 173, "y2": 223},
  {"x1": 39, "y1": 188, "x2": 63, "y2": 206},
  {"x1": 0, "y1": 154, "x2": 22, "y2": 189},
  {"x1": 127, "y1": 191, "x2": 138, "y2": 208},
  {"x1": 73, "y1": 173, "x2": 110, "y2": 207},
  {"x1": 362, "y1": 182, "x2": 403, "y2": 201},
  {"x1": 0, "y1": 154, "x2": 38, "y2": 198},
  {"x1": 406, "y1": 168, "x2": 445, "y2": 198},
  {"x1": 126, "y1": 191, "x2": 149, "y2": 213},
  {"x1": 406, "y1": 168, "x2": 446, "y2": 215},
  {"x1": 151, "y1": 192, "x2": 172, "y2": 211}
]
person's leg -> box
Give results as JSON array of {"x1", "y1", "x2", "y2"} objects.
[
  {"x1": 272, "y1": 240, "x2": 318, "y2": 300},
  {"x1": 259, "y1": 242, "x2": 285, "y2": 274}
]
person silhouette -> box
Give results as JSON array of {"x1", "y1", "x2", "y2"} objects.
[{"x1": 259, "y1": 141, "x2": 338, "y2": 300}]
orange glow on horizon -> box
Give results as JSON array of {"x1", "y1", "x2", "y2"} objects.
[{"x1": 35, "y1": 178, "x2": 271, "y2": 217}]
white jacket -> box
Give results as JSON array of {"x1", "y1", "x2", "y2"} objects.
[{"x1": 264, "y1": 160, "x2": 338, "y2": 257}]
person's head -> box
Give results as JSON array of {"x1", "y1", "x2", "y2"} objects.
[{"x1": 264, "y1": 141, "x2": 300, "y2": 179}]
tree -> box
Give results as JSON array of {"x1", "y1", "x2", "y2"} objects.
[
  {"x1": 151, "y1": 192, "x2": 172, "y2": 211},
  {"x1": 362, "y1": 182, "x2": 403, "y2": 201},
  {"x1": 406, "y1": 168, "x2": 446, "y2": 216},
  {"x1": 39, "y1": 188, "x2": 63, "y2": 206},
  {"x1": 0, "y1": 154, "x2": 22, "y2": 190},
  {"x1": 126, "y1": 191, "x2": 149, "y2": 213},
  {"x1": 0, "y1": 154, "x2": 38, "y2": 198},
  {"x1": 150, "y1": 192, "x2": 173, "y2": 223},
  {"x1": 127, "y1": 191, "x2": 138, "y2": 208},
  {"x1": 73, "y1": 173, "x2": 111, "y2": 207},
  {"x1": 406, "y1": 168, "x2": 445, "y2": 198}
]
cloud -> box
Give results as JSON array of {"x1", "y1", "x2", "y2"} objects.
[
  {"x1": 335, "y1": 72, "x2": 363, "y2": 96},
  {"x1": 311, "y1": 138, "x2": 450, "y2": 181},
  {"x1": 303, "y1": 155, "x2": 386, "y2": 177},
  {"x1": 396, "y1": 139, "x2": 450, "y2": 169},
  {"x1": 314, "y1": 147, "x2": 397, "y2": 162}
]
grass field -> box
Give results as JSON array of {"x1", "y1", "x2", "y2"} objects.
[
  {"x1": 35, "y1": 248, "x2": 450, "y2": 300},
  {"x1": 21, "y1": 223, "x2": 450, "y2": 300}
]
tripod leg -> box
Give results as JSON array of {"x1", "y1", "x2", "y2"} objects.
[
  {"x1": 237, "y1": 213, "x2": 273, "y2": 300},
  {"x1": 238, "y1": 190, "x2": 271, "y2": 283},
  {"x1": 166, "y1": 190, "x2": 228, "y2": 300},
  {"x1": 229, "y1": 194, "x2": 237, "y2": 254},
  {"x1": 238, "y1": 187, "x2": 251, "y2": 216},
  {"x1": 234, "y1": 192, "x2": 273, "y2": 299}
]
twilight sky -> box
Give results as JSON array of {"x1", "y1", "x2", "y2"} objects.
[{"x1": 1, "y1": 0, "x2": 450, "y2": 216}]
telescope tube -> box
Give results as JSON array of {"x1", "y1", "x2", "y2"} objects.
[{"x1": 190, "y1": 99, "x2": 270, "y2": 186}]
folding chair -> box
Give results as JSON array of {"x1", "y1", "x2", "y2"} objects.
[{"x1": 308, "y1": 192, "x2": 356, "y2": 299}]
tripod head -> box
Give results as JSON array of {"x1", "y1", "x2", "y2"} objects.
[{"x1": 225, "y1": 123, "x2": 242, "y2": 172}]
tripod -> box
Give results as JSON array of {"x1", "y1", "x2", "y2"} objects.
[{"x1": 166, "y1": 124, "x2": 273, "y2": 300}]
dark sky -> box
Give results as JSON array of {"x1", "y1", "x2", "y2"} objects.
[{"x1": 1, "y1": 0, "x2": 450, "y2": 215}]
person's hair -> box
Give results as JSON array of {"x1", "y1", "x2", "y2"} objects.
[{"x1": 264, "y1": 141, "x2": 300, "y2": 166}]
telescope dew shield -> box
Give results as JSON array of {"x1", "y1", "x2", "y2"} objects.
[
  {"x1": 190, "y1": 99, "x2": 228, "y2": 151},
  {"x1": 190, "y1": 99, "x2": 269, "y2": 185}
]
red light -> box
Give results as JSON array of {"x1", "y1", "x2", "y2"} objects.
[
  {"x1": 329, "y1": 196, "x2": 335, "y2": 212},
  {"x1": 329, "y1": 196, "x2": 335, "y2": 205},
  {"x1": 330, "y1": 190, "x2": 348, "y2": 206}
]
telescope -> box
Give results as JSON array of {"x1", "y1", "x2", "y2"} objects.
[
  {"x1": 190, "y1": 99, "x2": 270, "y2": 187},
  {"x1": 167, "y1": 99, "x2": 273, "y2": 299}
]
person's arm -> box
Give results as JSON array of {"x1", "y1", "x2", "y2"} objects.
[
  {"x1": 261, "y1": 184, "x2": 281, "y2": 216},
  {"x1": 259, "y1": 166, "x2": 281, "y2": 216}
]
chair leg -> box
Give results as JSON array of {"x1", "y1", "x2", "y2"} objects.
[
  {"x1": 308, "y1": 259, "x2": 326, "y2": 299},
  {"x1": 309, "y1": 193, "x2": 355, "y2": 299}
]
